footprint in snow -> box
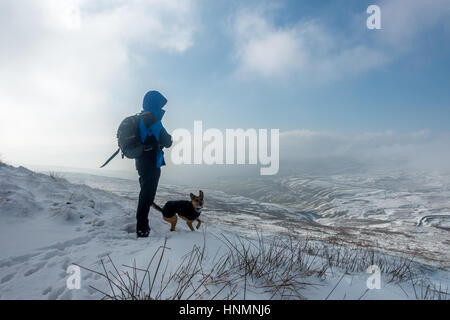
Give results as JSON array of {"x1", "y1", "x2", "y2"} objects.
[
  {"x1": 24, "y1": 261, "x2": 47, "y2": 277},
  {"x1": 1, "y1": 273, "x2": 15, "y2": 284}
]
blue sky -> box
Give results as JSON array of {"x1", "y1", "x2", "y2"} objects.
[
  {"x1": 129, "y1": 0, "x2": 450, "y2": 133},
  {"x1": 0, "y1": 0, "x2": 449, "y2": 171}
]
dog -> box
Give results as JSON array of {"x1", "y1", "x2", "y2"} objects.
[{"x1": 151, "y1": 190, "x2": 204, "y2": 232}]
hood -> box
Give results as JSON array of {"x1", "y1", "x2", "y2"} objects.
[{"x1": 142, "y1": 90, "x2": 167, "y2": 120}]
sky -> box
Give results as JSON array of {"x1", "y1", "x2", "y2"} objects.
[{"x1": 0, "y1": 0, "x2": 450, "y2": 180}]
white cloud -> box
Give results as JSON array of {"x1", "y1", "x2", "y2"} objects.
[
  {"x1": 0, "y1": 0, "x2": 197, "y2": 168},
  {"x1": 231, "y1": 8, "x2": 388, "y2": 81},
  {"x1": 233, "y1": 11, "x2": 305, "y2": 77},
  {"x1": 231, "y1": 0, "x2": 450, "y2": 81},
  {"x1": 380, "y1": 0, "x2": 450, "y2": 46},
  {"x1": 280, "y1": 129, "x2": 450, "y2": 171}
]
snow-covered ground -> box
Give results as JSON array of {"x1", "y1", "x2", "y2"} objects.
[
  {"x1": 0, "y1": 163, "x2": 449, "y2": 300},
  {"x1": 211, "y1": 172, "x2": 450, "y2": 266}
]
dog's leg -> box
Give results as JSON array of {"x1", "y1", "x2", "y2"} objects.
[
  {"x1": 195, "y1": 218, "x2": 202, "y2": 229},
  {"x1": 163, "y1": 216, "x2": 177, "y2": 232},
  {"x1": 179, "y1": 216, "x2": 195, "y2": 231},
  {"x1": 169, "y1": 215, "x2": 178, "y2": 231},
  {"x1": 186, "y1": 220, "x2": 195, "y2": 231}
]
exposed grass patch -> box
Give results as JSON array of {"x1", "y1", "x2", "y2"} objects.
[
  {"x1": 48, "y1": 171, "x2": 64, "y2": 181},
  {"x1": 76, "y1": 232, "x2": 448, "y2": 300}
]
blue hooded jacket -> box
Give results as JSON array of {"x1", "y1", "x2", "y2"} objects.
[
  {"x1": 138, "y1": 91, "x2": 170, "y2": 168},
  {"x1": 143, "y1": 90, "x2": 167, "y2": 120}
]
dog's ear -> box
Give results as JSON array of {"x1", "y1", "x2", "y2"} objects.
[
  {"x1": 199, "y1": 190, "x2": 204, "y2": 199},
  {"x1": 190, "y1": 193, "x2": 196, "y2": 200}
]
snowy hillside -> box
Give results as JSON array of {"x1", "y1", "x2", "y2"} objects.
[
  {"x1": 211, "y1": 173, "x2": 450, "y2": 266},
  {"x1": 0, "y1": 163, "x2": 449, "y2": 300}
]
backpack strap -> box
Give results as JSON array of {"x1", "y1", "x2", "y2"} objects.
[
  {"x1": 138, "y1": 117, "x2": 166, "y2": 168},
  {"x1": 139, "y1": 118, "x2": 164, "y2": 143}
]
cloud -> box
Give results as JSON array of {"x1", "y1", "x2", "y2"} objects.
[
  {"x1": 379, "y1": 0, "x2": 450, "y2": 46},
  {"x1": 280, "y1": 129, "x2": 450, "y2": 171},
  {"x1": 232, "y1": 10, "x2": 305, "y2": 78},
  {"x1": 0, "y1": 0, "x2": 198, "y2": 167},
  {"x1": 231, "y1": 8, "x2": 388, "y2": 82},
  {"x1": 230, "y1": 0, "x2": 450, "y2": 81}
]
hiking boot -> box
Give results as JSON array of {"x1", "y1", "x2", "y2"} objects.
[{"x1": 137, "y1": 229, "x2": 150, "y2": 238}]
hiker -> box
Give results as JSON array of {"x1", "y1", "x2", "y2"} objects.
[{"x1": 135, "y1": 91, "x2": 172, "y2": 238}]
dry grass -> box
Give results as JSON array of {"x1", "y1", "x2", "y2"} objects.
[
  {"x1": 213, "y1": 232, "x2": 326, "y2": 299},
  {"x1": 75, "y1": 236, "x2": 241, "y2": 300},
  {"x1": 48, "y1": 171, "x2": 64, "y2": 181},
  {"x1": 76, "y1": 231, "x2": 448, "y2": 300}
]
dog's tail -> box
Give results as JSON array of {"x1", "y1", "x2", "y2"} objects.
[{"x1": 151, "y1": 202, "x2": 163, "y2": 213}]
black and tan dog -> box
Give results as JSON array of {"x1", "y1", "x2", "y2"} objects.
[{"x1": 151, "y1": 191, "x2": 204, "y2": 232}]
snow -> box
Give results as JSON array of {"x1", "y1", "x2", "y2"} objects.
[{"x1": 0, "y1": 163, "x2": 449, "y2": 300}]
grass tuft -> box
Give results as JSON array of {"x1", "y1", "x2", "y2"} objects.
[{"x1": 76, "y1": 231, "x2": 448, "y2": 300}]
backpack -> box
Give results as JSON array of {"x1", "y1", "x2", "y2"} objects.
[{"x1": 100, "y1": 112, "x2": 157, "y2": 168}]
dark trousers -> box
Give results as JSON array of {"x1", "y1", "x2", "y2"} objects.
[{"x1": 136, "y1": 165, "x2": 161, "y2": 233}]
